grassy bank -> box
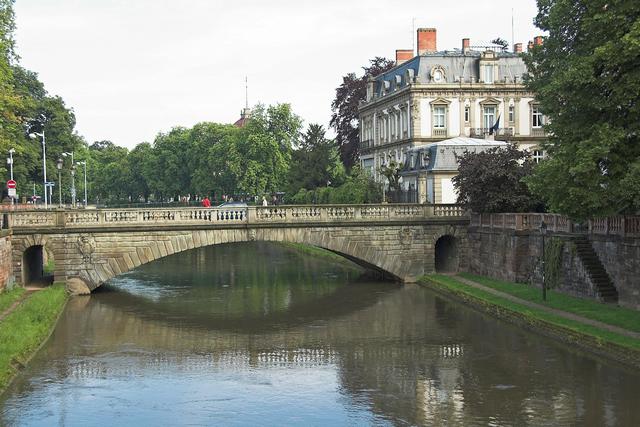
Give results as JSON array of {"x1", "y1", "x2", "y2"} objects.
[
  {"x1": 0, "y1": 287, "x2": 26, "y2": 314},
  {"x1": 419, "y1": 275, "x2": 640, "y2": 360},
  {"x1": 0, "y1": 284, "x2": 67, "y2": 392},
  {"x1": 459, "y1": 272, "x2": 640, "y2": 333}
]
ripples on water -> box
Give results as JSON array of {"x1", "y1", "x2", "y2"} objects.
[{"x1": 1, "y1": 242, "x2": 639, "y2": 426}]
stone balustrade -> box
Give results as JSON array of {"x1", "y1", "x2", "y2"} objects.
[
  {"x1": 471, "y1": 212, "x2": 640, "y2": 237},
  {"x1": 7, "y1": 204, "x2": 466, "y2": 230}
]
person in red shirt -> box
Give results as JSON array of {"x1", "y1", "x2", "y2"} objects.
[{"x1": 201, "y1": 196, "x2": 211, "y2": 207}]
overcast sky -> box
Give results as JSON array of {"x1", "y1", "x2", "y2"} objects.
[{"x1": 14, "y1": 0, "x2": 540, "y2": 149}]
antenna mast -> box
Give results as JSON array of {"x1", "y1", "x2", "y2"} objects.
[
  {"x1": 511, "y1": 8, "x2": 515, "y2": 52},
  {"x1": 245, "y1": 76, "x2": 249, "y2": 109},
  {"x1": 412, "y1": 17, "x2": 416, "y2": 55}
]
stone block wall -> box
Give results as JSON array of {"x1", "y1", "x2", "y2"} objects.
[
  {"x1": 467, "y1": 227, "x2": 639, "y2": 309},
  {"x1": 0, "y1": 232, "x2": 13, "y2": 292},
  {"x1": 591, "y1": 236, "x2": 640, "y2": 310}
]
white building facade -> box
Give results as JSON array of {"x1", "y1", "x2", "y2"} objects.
[{"x1": 358, "y1": 29, "x2": 547, "y2": 203}]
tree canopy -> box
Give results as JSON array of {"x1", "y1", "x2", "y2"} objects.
[
  {"x1": 524, "y1": 0, "x2": 640, "y2": 220},
  {"x1": 330, "y1": 57, "x2": 394, "y2": 170},
  {"x1": 453, "y1": 145, "x2": 543, "y2": 213}
]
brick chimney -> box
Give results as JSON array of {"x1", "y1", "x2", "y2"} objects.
[
  {"x1": 534, "y1": 36, "x2": 543, "y2": 46},
  {"x1": 462, "y1": 38, "x2": 470, "y2": 54},
  {"x1": 417, "y1": 28, "x2": 437, "y2": 55},
  {"x1": 513, "y1": 43, "x2": 523, "y2": 53},
  {"x1": 527, "y1": 40, "x2": 534, "y2": 51},
  {"x1": 395, "y1": 49, "x2": 413, "y2": 65}
]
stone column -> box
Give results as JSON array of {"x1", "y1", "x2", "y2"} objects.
[
  {"x1": 514, "y1": 97, "x2": 521, "y2": 136},
  {"x1": 418, "y1": 173, "x2": 427, "y2": 204},
  {"x1": 459, "y1": 97, "x2": 465, "y2": 136}
]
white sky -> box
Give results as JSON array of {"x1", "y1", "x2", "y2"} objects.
[{"x1": 14, "y1": 0, "x2": 540, "y2": 149}]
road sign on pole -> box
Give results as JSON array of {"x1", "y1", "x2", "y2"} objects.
[
  {"x1": 8, "y1": 188, "x2": 16, "y2": 197},
  {"x1": 7, "y1": 179, "x2": 16, "y2": 189}
]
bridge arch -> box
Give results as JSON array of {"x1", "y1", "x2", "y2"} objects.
[
  {"x1": 68, "y1": 227, "x2": 416, "y2": 294},
  {"x1": 434, "y1": 235, "x2": 459, "y2": 273}
]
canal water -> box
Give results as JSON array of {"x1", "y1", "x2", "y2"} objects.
[{"x1": 1, "y1": 242, "x2": 639, "y2": 426}]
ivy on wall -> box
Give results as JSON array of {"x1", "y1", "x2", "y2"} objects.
[{"x1": 544, "y1": 238, "x2": 565, "y2": 289}]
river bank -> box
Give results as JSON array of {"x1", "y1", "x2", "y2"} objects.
[
  {"x1": 419, "y1": 274, "x2": 640, "y2": 369},
  {"x1": 0, "y1": 284, "x2": 68, "y2": 393}
]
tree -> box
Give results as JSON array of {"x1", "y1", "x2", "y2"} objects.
[
  {"x1": 452, "y1": 145, "x2": 543, "y2": 213},
  {"x1": 288, "y1": 124, "x2": 345, "y2": 193},
  {"x1": 330, "y1": 57, "x2": 395, "y2": 170},
  {"x1": 524, "y1": 0, "x2": 640, "y2": 220},
  {"x1": 491, "y1": 38, "x2": 509, "y2": 49}
]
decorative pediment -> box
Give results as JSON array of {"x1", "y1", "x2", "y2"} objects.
[
  {"x1": 429, "y1": 97, "x2": 452, "y2": 106},
  {"x1": 479, "y1": 97, "x2": 501, "y2": 106}
]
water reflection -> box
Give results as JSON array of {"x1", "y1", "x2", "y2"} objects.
[{"x1": 1, "y1": 242, "x2": 639, "y2": 426}]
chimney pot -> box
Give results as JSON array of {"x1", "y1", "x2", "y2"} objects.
[
  {"x1": 417, "y1": 28, "x2": 437, "y2": 55},
  {"x1": 395, "y1": 49, "x2": 414, "y2": 65},
  {"x1": 514, "y1": 43, "x2": 523, "y2": 53},
  {"x1": 462, "y1": 38, "x2": 470, "y2": 53}
]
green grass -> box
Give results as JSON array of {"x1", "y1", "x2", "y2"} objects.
[
  {"x1": 43, "y1": 259, "x2": 55, "y2": 275},
  {"x1": 420, "y1": 275, "x2": 640, "y2": 352},
  {"x1": 459, "y1": 272, "x2": 640, "y2": 333},
  {"x1": 0, "y1": 287, "x2": 26, "y2": 314},
  {"x1": 0, "y1": 283, "x2": 67, "y2": 391}
]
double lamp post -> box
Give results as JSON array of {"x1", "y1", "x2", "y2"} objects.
[{"x1": 24, "y1": 121, "x2": 88, "y2": 208}]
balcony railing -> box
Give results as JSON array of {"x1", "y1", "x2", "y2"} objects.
[
  {"x1": 469, "y1": 128, "x2": 514, "y2": 139},
  {"x1": 359, "y1": 139, "x2": 374, "y2": 150},
  {"x1": 432, "y1": 128, "x2": 447, "y2": 138},
  {"x1": 531, "y1": 127, "x2": 546, "y2": 137}
]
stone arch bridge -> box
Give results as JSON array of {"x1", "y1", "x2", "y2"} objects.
[{"x1": 7, "y1": 204, "x2": 468, "y2": 294}]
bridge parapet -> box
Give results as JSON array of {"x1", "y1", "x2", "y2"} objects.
[{"x1": 8, "y1": 204, "x2": 466, "y2": 230}]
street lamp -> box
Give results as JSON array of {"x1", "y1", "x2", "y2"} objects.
[
  {"x1": 76, "y1": 161, "x2": 87, "y2": 208},
  {"x1": 540, "y1": 220, "x2": 548, "y2": 301},
  {"x1": 62, "y1": 152, "x2": 75, "y2": 208},
  {"x1": 7, "y1": 148, "x2": 15, "y2": 181},
  {"x1": 28, "y1": 130, "x2": 47, "y2": 209},
  {"x1": 56, "y1": 158, "x2": 63, "y2": 207},
  {"x1": 7, "y1": 149, "x2": 15, "y2": 205}
]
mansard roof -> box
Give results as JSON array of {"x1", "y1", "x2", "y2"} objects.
[{"x1": 372, "y1": 50, "x2": 528, "y2": 97}]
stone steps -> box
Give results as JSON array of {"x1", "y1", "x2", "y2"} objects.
[{"x1": 572, "y1": 237, "x2": 618, "y2": 303}]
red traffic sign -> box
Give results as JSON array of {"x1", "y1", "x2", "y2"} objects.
[{"x1": 6, "y1": 180, "x2": 16, "y2": 189}]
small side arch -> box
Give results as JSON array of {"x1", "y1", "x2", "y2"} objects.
[
  {"x1": 22, "y1": 245, "x2": 53, "y2": 286},
  {"x1": 434, "y1": 235, "x2": 459, "y2": 273}
]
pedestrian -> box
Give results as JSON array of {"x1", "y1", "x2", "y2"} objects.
[
  {"x1": 201, "y1": 196, "x2": 211, "y2": 207},
  {"x1": 262, "y1": 196, "x2": 268, "y2": 206}
]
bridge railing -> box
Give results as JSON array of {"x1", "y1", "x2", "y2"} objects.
[
  {"x1": 471, "y1": 212, "x2": 640, "y2": 237},
  {"x1": 7, "y1": 204, "x2": 467, "y2": 229}
]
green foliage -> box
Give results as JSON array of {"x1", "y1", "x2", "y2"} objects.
[
  {"x1": 288, "y1": 166, "x2": 381, "y2": 204},
  {"x1": 544, "y1": 238, "x2": 565, "y2": 289},
  {"x1": 459, "y1": 272, "x2": 640, "y2": 333},
  {"x1": 524, "y1": 0, "x2": 640, "y2": 220},
  {"x1": 287, "y1": 124, "x2": 345, "y2": 194},
  {"x1": 0, "y1": 283, "x2": 67, "y2": 391},
  {"x1": 452, "y1": 144, "x2": 543, "y2": 213},
  {"x1": 0, "y1": 286, "x2": 24, "y2": 314},
  {"x1": 422, "y1": 274, "x2": 640, "y2": 351},
  {"x1": 330, "y1": 57, "x2": 395, "y2": 169}
]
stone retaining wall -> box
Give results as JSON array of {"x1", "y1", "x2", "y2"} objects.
[
  {"x1": 0, "y1": 231, "x2": 13, "y2": 292},
  {"x1": 467, "y1": 227, "x2": 640, "y2": 310},
  {"x1": 590, "y1": 236, "x2": 640, "y2": 310}
]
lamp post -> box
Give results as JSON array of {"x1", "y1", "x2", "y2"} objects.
[
  {"x1": 7, "y1": 149, "x2": 15, "y2": 205},
  {"x1": 540, "y1": 220, "x2": 547, "y2": 301},
  {"x1": 56, "y1": 158, "x2": 63, "y2": 207},
  {"x1": 77, "y1": 161, "x2": 87, "y2": 207},
  {"x1": 7, "y1": 148, "x2": 14, "y2": 181},
  {"x1": 62, "y1": 152, "x2": 75, "y2": 208},
  {"x1": 28, "y1": 130, "x2": 47, "y2": 209}
]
